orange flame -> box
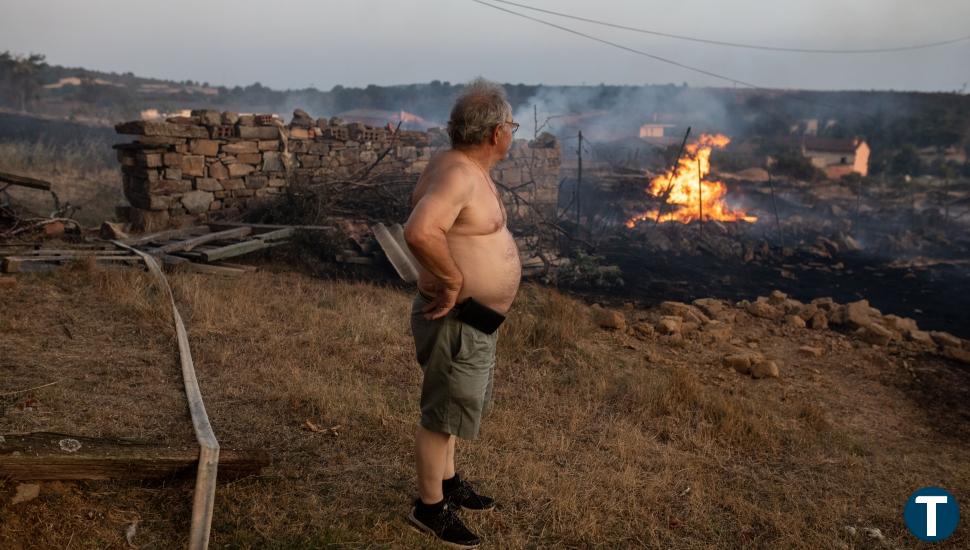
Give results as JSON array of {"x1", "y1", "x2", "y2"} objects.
[{"x1": 626, "y1": 133, "x2": 757, "y2": 227}]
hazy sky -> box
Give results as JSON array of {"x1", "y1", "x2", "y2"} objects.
[{"x1": 1, "y1": 0, "x2": 968, "y2": 92}]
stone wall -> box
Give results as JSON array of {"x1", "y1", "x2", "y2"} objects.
[{"x1": 114, "y1": 109, "x2": 560, "y2": 232}]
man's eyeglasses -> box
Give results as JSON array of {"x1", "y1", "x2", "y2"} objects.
[{"x1": 501, "y1": 121, "x2": 520, "y2": 135}]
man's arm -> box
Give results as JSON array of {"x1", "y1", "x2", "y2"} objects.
[{"x1": 404, "y1": 165, "x2": 474, "y2": 319}]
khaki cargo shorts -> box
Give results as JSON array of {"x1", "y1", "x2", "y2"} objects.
[{"x1": 411, "y1": 292, "x2": 498, "y2": 440}]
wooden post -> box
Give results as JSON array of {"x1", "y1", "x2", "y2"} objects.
[
  {"x1": 576, "y1": 130, "x2": 583, "y2": 233},
  {"x1": 697, "y1": 158, "x2": 703, "y2": 239},
  {"x1": 767, "y1": 171, "x2": 784, "y2": 249},
  {"x1": 654, "y1": 126, "x2": 692, "y2": 225}
]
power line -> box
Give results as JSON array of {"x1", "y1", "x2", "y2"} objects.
[
  {"x1": 488, "y1": 0, "x2": 970, "y2": 54},
  {"x1": 469, "y1": 0, "x2": 760, "y2": 89}
]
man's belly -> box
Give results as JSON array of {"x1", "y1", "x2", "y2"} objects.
[{"x1": 416, "y1": 229, "x2": 522, "y2": 314}]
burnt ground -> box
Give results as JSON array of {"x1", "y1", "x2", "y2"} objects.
[{"x1": 601, "y1": 246, "x2": 970, "y2": 339}]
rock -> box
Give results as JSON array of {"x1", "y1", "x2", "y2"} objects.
[
  {"x1": 942, "y1": 346, "x2": 970, "y2": 365},
  {"x1": 746, "y1": 300, "x2": 783, "y2": 320},
  {"x1": 767, "y1": 290, "x2": 788, "y2": 305},
  {"x1": 844, "y1": 300, "x2": 881, "y2": 329},
  {"x1": 632, "y1": 322, "x2": 655, "y2": 338},
  {"x1": 798, "y1": 345, "x2": 823, "y2": 357},
  {"x1": 856, "y1": 323, "x2": 894, "y2": 346},
  {"x1": 195, "y1": 178, "x2": 221, "y2": 192},
  {"x1": 291, "y1": 108, "x2": 314, "y2": 128},
  {"x1": 180, "y1": 155, "x2": 205, "y2": 177},
  {"x1": 656, "y1": 316, "x2": 682, "y2": 335},
  {"x1": 906, "y1": 329, "x2": 935, "y2": 347},
  {"x1": 43, "y1": 221, "x2": 66, "y2": 237},
  {"x1": 659, "y1": 301, "x2": 710, "y2": 324},
  {"x1": 692, "y1": 298, "x2": 727, "y2": 318},
  {"x1": 221, "y1": 111, "x2": 239, "y2": 125},
  {"x1": 189, "y1": 139, "x2": 220, "y2": 156},
  {"x1": 701, "y1": 321, "x2": 732, "y2": 343},
  {"x1": 784, "y1": 315, "x2": 806, "y2": 329},
  {"x1": 11, "y1": 483, "x2": 40, "y2": 505},
  {"x1": 262, "y1": 151, "x2": 282, "y2": 171},
  {"x1": 723, "y1": 353, "x2": 760, "y2": 374},
  {"x1": 811, "y1": 297, "x2": 837, "y2": 310},
  {"x1": 930, "y1": 331, "x2": 962, "y2": 349},
  {"x1": 882, "y1": 314, "x2": 918, "y2": 334},
  {"x1": 750, "y1": 360, "x2": 780, "y2": 379},
  {"x1": 808, "y1": 311, "x2": 829, "y2": 330},
  {"x1": 222, "y1": 141, "x2": 259, "y2": 154},
  {"x1": 591, "y1": 305, "x2": 626, "y2": 330},
  {"x1": 796, "y1": 303, "x2": 819, "y2": 321},
  {"x1": 861, "y1": 527, "x2": 884, "y2": 541},
  {"x1": 180, "y1": 190, "x2": 214, "y2": 214},
  {"x1": 227, "y1": 163, "x2": 255, "y2": 177}
]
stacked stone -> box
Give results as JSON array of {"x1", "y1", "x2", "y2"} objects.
[
  {"x1": 491, "y1": 132, "x2": 560, "y2": 221},
  {"x1": 114, "y1": 109, "x2": 560, "y2": 231}
]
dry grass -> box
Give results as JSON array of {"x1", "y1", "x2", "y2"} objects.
[
  {"x1": 0, "y1": 140, "x2": 122, "y2": 226},
  {"x1": 1, "y1": 267, "x2": 968, "y2": 549}
]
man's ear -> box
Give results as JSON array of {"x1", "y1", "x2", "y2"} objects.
[{"x1": 490, "y1": 125, "x2": 501, "y2": 145}]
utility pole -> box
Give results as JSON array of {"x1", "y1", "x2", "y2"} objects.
[{"x1": 576, "y1": 130, "x2": 583, "y2": 232}]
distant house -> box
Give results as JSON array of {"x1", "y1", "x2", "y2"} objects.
[
  {"x1": 638, "y1": 113, "x2": 688, "y2": 146},
  {"x1": 783, "y1": 136, "x2": 870, "y2": 179}
]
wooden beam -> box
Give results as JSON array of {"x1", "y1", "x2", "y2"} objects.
[
  {"x1": 207, "y1": 222, "x2": 336, "y2": 233},
  {"x1": 195, "y1": 228, "x2": 293, "y2": 262},
  {"x1": 2, "y1": 255, "x2": 141, "y2": 273},
  {"x1": 121, "y1": 226, "x2": 210, "y2": 247},
  {"x1": 0, "y1": 432, "x2": 270, "y2": 481},
  {"x1": 0, "y1": 170, "x2": 52, "y2": 191},
  {"x1": 151, "y1": 226, "x2": 253, "y2": 254}
]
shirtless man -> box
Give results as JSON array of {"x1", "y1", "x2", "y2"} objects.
[{"x1": 403, "y1": 79, "x2": 522, "y2": 548}]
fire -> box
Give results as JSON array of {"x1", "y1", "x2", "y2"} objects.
[{"x1": 626, "y1": 133, "x2": 757, "y2": 227}]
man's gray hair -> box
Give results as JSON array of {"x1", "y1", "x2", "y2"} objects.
[{"x1": 447, "y1": 78, "x2": 512, "y2": 147}]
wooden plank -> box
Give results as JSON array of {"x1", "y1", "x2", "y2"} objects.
[
  {"x1": 197, "y1": 229, "x2": 293, "y2": 262},
  {"x1": 0, "y1": 170, "x2": 52, "y2": 191},
  {"x1": 112, "y1": 241, "x2": 221, "y2": 550},
  {"x1": 177, "y1": 263, "x2": 248, "y2": 277},
  {"x1": 372, "y1": 222, "x2": 418, "y2": 282},
  {"x1": 151, "y1": 226, "x2": 253, "y2": 254},
  {"x1": 207, "y1": 222, "x2": 337, "y2": 233},
  {"x1": 16, "y1": 249, "x2": 131, "y2": 256},
  {"x1": 2, "y1": 255, "x2": 141, "y2": 273},
  {"x1": 0, "y1": 432, "x2": 269, "y2": 481},
  {"x1": 121, "y1": 226, "x2": 210, "y2": 247}
]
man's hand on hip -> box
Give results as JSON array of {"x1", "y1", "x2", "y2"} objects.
[{"x1": 423, "y1": 279, "x2": 462, "y2": 320}]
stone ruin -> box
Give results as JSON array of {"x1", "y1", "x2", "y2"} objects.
[{"x1": 113, "y1": 109, "x2": 561, "y2": 232}]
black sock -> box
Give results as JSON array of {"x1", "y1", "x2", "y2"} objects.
[
  {"x1": 443, "y1": 473, "x2": 461, "y2": 492},
  {"x1": 417, "y1": 498, "x2": 446, "y2": 513}
]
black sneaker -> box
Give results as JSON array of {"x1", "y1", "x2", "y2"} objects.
[
  {"x1": 407, "y1": 499, "x2": 481, "y2": 549},
  {"x1": 444, "y1": 474, "x2": 496, "y2": 512}
]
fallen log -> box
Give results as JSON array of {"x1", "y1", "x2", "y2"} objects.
[
  {"x1": 0, "y1": 432, "x2": 270, "y2": 481},
  {"x1": 0, "y1": 170, "x2": 52, "y2": 191}
]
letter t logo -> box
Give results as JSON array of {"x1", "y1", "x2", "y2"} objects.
[{"x1": 915, "y1": 496, "x2": 949, "y2": 537}]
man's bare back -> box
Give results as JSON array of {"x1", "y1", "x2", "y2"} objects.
[{"x1": 410, "y1": 150, "x2": 521, "y2": 314}]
